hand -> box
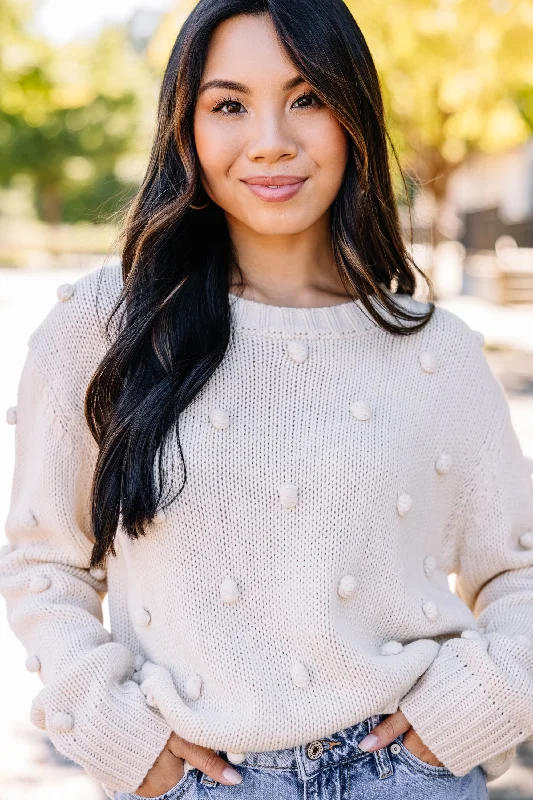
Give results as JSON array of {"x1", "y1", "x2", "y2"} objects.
[
  {"x1": 357, "y1": 710, "x2": 445, "y2": 768},
  {"x1": 402, "y1": 726, "x2": 445, "y2": 767},
  {"x1": 135, "y1": 732, "x2": 243, "y2": 797}
]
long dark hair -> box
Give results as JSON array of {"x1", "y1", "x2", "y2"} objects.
[{"x1": 86, "y1": 0, "x2": 435, "y2": 569}]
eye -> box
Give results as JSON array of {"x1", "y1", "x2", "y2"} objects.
[
  {"x1": 211, "y1": 96, "x2": 245, "y2": 115},
  {"x1": 291, "y1": 92, "x2": 322, "y2": 109},
  {"x1": 210, "y1": 91, "x2": 323, "y2": 115}
]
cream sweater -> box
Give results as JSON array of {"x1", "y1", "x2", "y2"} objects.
[{"x1": 1, "y1": 263, "x2": 533, "y2": 797}]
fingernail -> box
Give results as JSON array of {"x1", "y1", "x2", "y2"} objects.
[
  {"x1": 358, "y1": 733, "x2": 379, "y2": 751},
  {"x1": 222, "y1": 766, "x2": 243, "y2": 784}
]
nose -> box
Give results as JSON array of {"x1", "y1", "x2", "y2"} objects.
[{"x1": 246, "y1": 111, "x2": 298, "y2": 163}]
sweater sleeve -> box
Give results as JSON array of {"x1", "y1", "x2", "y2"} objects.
[
  {"x1": 398, "y1": 365, "x2": 533, "y2": 779},
  {"x1": 0, "y1": 348, "x2": 173, "y2": 795}
]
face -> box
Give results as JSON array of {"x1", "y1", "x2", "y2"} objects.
[{"x1": 193, "y1": 13, "x2": 349, "y2": 236}]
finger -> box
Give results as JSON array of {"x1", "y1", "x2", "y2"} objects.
[
  {"x1": 357, "y1": 710, "x2": 411, "y2": 752},
  {"x1": 134, "y1": 746, "x2": 185, "y2": 795},
  {"x1": 167, "y1": 735, "x2": 243, "y2": 786},
  {"x1": 404, "y1": 728, "x2": 445, "y2": 767}
]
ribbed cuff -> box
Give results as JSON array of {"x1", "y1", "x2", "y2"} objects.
[
  {"x1": 46, "y1": 690, "x2": 174, "y2": 794},
  {"x1": 39, "y1": 644, "x2": 175, "y2": 793},
  {"x1": 398, "y1": 640, "x2": 526, "y2": 776}
]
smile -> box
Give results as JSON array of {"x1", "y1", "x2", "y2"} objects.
[{"x1": 241, "y1": 177, "x2": 308, "y2": 203}]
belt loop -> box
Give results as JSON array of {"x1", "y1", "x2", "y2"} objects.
[
  {"x1": 367, "y1": 715, "x2": 393, "y2": 780},
  {"x1": 199, "y1": 772, "x2": 219, "y2": 787}
]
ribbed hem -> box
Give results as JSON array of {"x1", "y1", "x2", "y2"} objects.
[
  {"x1": 398, "y1": 640, "x2": 526, "y2": 777},
  {"x1": 228, "y1": 286, "x2": 422, "y2": 337}
]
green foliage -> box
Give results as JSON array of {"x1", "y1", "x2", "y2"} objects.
[
  {"x1": 347, "y1": 0, "x2": 533, "y2": 195},
  {"x1": 0, "y1": 0, "x2": 152, "y2": 223}
]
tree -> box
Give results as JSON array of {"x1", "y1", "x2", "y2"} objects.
[
  {"x1": 347, "y1": 0, "x2": 533, "y2": 242},
  {"x1": 0, "y1": 0, "x2": 153, "y2": 224}
]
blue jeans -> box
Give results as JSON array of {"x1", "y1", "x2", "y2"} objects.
[{"x1": 115, "y1": 713, "x2": 489, "y2": 800}]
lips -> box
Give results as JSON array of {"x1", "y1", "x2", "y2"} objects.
[
  {"x1": 240, "y1": 175, "x2": 308, "y2": 202},
  {"x1": 241, "y1": 175, "x2": 307, "y2": 186}
]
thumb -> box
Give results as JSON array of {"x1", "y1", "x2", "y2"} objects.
[{"x1": 357, "y1": 711, "x2": 411, "y2": 752}]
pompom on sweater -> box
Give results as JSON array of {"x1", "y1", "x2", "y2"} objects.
[{"x1": 1, "y1": 263, "x2": 533, "y2": 796}]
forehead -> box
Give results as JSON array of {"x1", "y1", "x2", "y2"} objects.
[{"x1": 202, "y1": 13, "x2": 298, "y2": 84}]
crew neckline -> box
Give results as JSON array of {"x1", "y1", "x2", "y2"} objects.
[{"x1": 227, "y1": 286, "x2": 410, "y2": 337}]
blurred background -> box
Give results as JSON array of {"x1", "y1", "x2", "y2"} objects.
[{"x1": 1, "y1": 0, "x2": 533, "y2": 797}]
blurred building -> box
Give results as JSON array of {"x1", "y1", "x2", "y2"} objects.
[
  {"x1": 428, "y1": 138, "x2": 533, "y2": 304},
  {"x1": 449, "y1": 137, "x2": 533, "y2": 250}
]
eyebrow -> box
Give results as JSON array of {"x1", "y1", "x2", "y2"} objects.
[{"x1": 198, "y1": 75, "x2": 306, "y2": 96}]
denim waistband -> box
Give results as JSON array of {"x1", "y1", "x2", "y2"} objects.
[{"x1": 200, "y1": 713, "x2": 392, "y2": 785}]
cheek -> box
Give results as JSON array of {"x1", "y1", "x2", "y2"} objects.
[
  {"x1": 309, "y1": 121, "x2": 349, "y2": 189},
  {"x1": 194, "y1": 117, "x2": 240, "y2": 185}
]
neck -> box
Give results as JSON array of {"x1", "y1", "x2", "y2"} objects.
[{"x1": 226, "y1": 210, "x2": 355, "y2": 307}]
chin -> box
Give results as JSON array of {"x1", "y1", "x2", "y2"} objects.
[{"x1": 239, "y1": 211, "x2": 319, "y2": 236}]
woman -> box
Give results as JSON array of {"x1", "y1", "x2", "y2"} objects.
[{"x1": 1, "y1": 1, "x2": 532, "y2": 798}]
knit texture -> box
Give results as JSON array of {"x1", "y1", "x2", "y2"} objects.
[{"x1": 1, "y1": 263, "x2": 533, "y2": 796}]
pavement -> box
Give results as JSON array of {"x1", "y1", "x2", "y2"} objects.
[{"x1": 0, "y1": 267, "x2": 532, "y2": 799}]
